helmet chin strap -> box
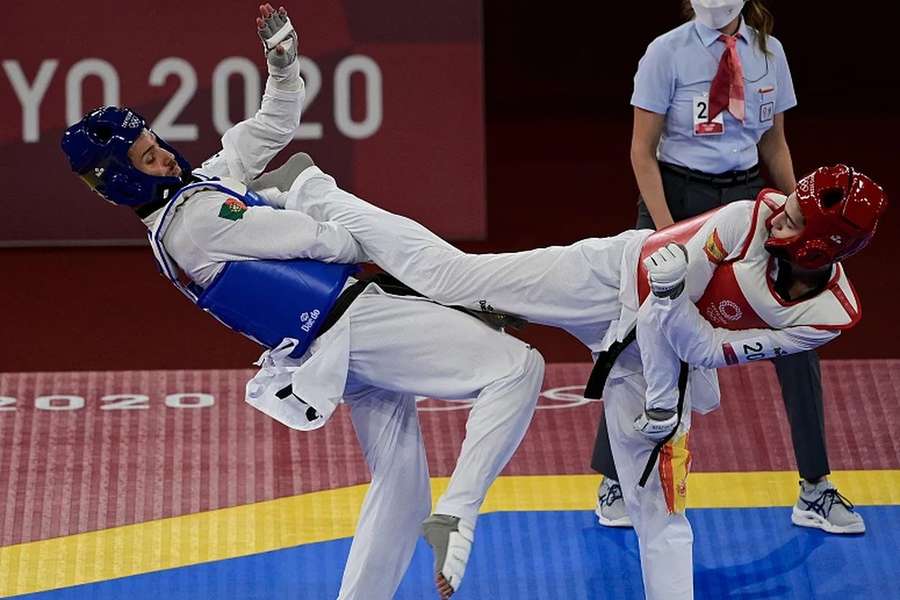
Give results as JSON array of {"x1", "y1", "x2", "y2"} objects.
[
  {"x1": 134, "y1": 173, "x2": 197, "y2": 218},
  {"x1": 770, "y1": 256, "x2": 831, "y2": 303}
]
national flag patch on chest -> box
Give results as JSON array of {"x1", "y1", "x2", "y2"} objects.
[
  {"x1": 704, "y1": 229, "x2": 727, "y2": 263},
  {"x1": 218, "y1": 198, "x2": 248, "y2": 221}
]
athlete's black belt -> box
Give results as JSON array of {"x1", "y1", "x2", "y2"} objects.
[
  {"x1": 279, "y1": 271, "x2": 527, "y2": 420},
  {"x1": 660, "y1": 162, "x2": 760, "y2": 187},
  {"x1": 583, "y1": 328, "x2": 689, "y2": 488},
  {"x1": 277, "y1": 273, "x2": 415, "y2": 422},
  {"x1": 318, "y1": 272, "x2": 527, "y2": 339},
  {"x1": 315, "y1": 272, "x2": 416, "y2": 339},
  {"x1": 583, "y1": 329, "x2": 637, "y2": 400}
]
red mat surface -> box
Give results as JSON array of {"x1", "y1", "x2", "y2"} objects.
[{"x1": 1, "y1": 360, "x2": 898, "y2": 546}]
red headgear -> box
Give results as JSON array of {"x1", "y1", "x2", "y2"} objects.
[{"x1": 764, "y1": 164, "x2": 888, "y2": 269}]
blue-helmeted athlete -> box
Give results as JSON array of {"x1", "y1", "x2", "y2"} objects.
[{"x1": 60, "y1": 5, "x2": 545, "y2": 600}]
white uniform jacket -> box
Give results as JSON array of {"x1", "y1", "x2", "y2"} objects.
[
  {"x1": 142, "y1": 62, "x2": 368, "y2": 430},
  {"x1": 632, "y1": 190, "x2": 860, "y2": 413}
]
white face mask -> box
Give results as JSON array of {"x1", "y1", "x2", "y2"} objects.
[{"x1": 691, "y1": 0, "x2": 746, "y2": 30}]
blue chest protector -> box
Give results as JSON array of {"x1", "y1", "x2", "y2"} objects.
[{"x1": 148, "y1": 178, "x2": 359, "y2": 358}]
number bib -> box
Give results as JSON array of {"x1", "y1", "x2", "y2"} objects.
[{"x1": 693, "y1": 93, "x2": 724, "y2": 136}]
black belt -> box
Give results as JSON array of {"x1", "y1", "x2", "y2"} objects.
[
  {"x1": 316, "y1": 272, "x2": 528, "y2": 340},
  {"x1": 279, "y1": 272, "x2": 526, "y2": 420},
  {"x1": 638, "y1": 361, "x2": 689, "y2": 487},
  {"x1": 660, "y1": 162, "x2": 760, "y2": 187},
  {"x1": 315, "y1": 272, "x2": 415, "y2": 339},
  {"x1": 277, "y1": 272, "x2": 417, "y2": 422},
  {"x1": 583, "y1": 328, "x2": 689, "y2": 488}
]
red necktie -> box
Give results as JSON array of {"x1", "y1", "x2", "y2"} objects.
[{"x1": 708, "y1": 34, "x2": 745, "y2": 122}]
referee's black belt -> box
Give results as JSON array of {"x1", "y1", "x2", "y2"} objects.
[{"x1": 660, "y1": 162, "x2": 760, "y2": 187}]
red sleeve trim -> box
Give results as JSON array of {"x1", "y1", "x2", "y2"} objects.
[
  {"x1": 756, "y1": 188, "x2": 784, "y2": 211},
  {"x1": 804, "y1": 266, "x2": 863, "y2": 331},
  {"x1": 735, "y1": 196, "x2": 772, "y2": 261},
  {"x1": 722, "y1": 342, "x2": 739, "y2": 365}
]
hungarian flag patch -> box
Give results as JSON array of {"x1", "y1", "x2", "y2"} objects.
[
  {"x1": 703, "y1": 228, "x2": 727, "y2": 263},
  {"x1": 218, "y1": 198, "x2": 248, "y2": 221}
]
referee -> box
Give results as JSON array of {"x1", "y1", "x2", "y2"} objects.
[{"x1": 591, "y1": 0, "x2": 865, "y2": 535}]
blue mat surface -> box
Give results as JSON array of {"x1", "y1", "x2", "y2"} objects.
[{"x1": 15, "y1": 506, "x2": 898, "y2": 599}]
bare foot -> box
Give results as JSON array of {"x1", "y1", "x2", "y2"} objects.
[{"x1": 436, "y1": 572, "x2": 454, "y2": 599}]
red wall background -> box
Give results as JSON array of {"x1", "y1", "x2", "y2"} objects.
[
  {"x1": 0, "y1": 0, "x2": 486, "y2": 243},
  {"x1": 3, "y1": 2, "x2": 898, "y2": 370}
]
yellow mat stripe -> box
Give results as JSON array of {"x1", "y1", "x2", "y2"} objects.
[{"x1": 1, "y1": 469, "x2": 898, "y2": 596}]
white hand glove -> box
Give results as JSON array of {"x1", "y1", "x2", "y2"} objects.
[
  {"x1": 633, "y1": 408, "x2": 678, "y2": 442},
  {"x1": 643, "y1": 242, "x2": 688, "y2": 299},
  {"x1": 257, "y1": 4, "x2": 298, "y2": 69}
]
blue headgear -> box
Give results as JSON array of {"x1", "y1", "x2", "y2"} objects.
[{"x1": 60, "y1": 106, "x2": 192, "y2": 208}]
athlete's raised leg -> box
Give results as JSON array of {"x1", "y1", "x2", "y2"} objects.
[{"x1": 284, "y1": 166, "x2": 627, "y2": 333}]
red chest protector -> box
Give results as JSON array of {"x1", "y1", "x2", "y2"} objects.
[{"x1": 637, "y1": 193, "x2": 861, "y2": 332}]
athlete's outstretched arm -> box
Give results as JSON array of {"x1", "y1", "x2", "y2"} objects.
[
  {"x1": 639, "y1": 237, "x2": 837, "y2": 372},
  {"x1": 635, "y1": 300, "x2": 684, "y2": 413},
  {"x1": 183, "y1": 192, "x2": 365, "y2": 266},
  {"x1": 652, "y1": 291, "x2": 837, "y2": 369},
  {"x1": 204, "y1": 4, "x2": 305, "y2": 181}
]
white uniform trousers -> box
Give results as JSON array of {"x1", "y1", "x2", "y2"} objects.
[
  {"x1": 604, "y1": 346, "x2": 694, "y2": 600},
  {"x1": 335, "y1": 288, "x2": 545, "y2": 600},
  {"x1": 287, "y1": 168, "x2": 696, "y2": 600},
  {"x1": 285, "y1": 168, "x2": 645, "y2": 350}
]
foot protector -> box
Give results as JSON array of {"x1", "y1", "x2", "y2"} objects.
[{"x1": 422, "y1": 514, "x2": 474, "y2": 598}]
